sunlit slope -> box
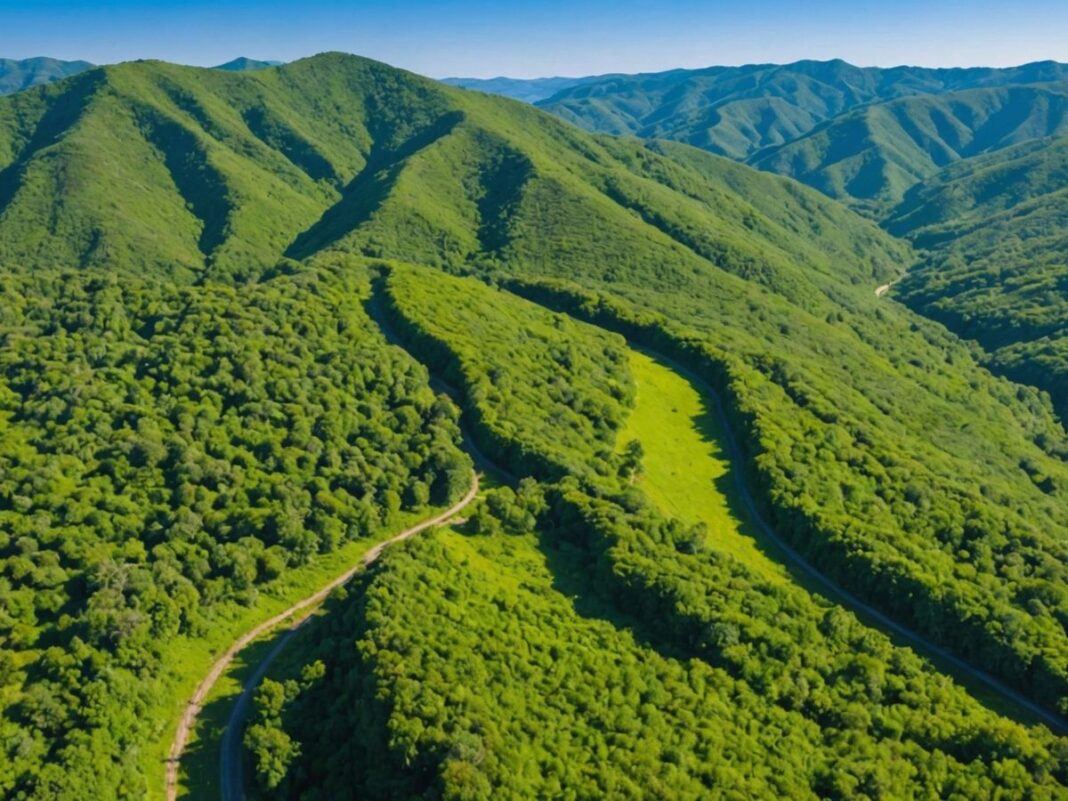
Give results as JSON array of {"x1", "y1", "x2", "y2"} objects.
[
  {"x1": 268, "y1": 266, "x2": 1068, "y2": 799},
  {"x1": 0, "y1": 56, "x2": 458, "y2": 278},
  {"x1": 0, "y1": 53, "x2": 908, "y2": 304},
  {"x1": 886, "y1": 136, "x2": 1068, "y2": 419},
  {"x1": 619, "y1": 348, "x2": 789, "y2": 584}
]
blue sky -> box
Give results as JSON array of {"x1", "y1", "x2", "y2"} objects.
[{"x1": 2, "y1": 0, "x2": 1067, "y2": 77}]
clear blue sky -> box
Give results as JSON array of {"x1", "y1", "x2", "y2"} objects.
[{"x1": 2, "y1": 0, "x2": 1067, "y2": 77}]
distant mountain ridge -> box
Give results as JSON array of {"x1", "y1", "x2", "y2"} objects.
[
  {"x1": 535, "y1": 59, "x2": 1068, "y2": 158},
  {"x1": 442, "y1": 74, "x2": 602, "y2": 103},
  {"x1": 213, "y1": 57, "x2": 283, "y2": 71},
  {"x1": 0, "y1": 56, "x2": 283, "y2": 96},
  {"x1": 0, "y1": 56, "x2": 93, "y2": 94},
  {"x1": 748, "y1": 81, "x2": 1068, "y2": 214},
  {"x1": 445, "y1": 59, "x2": 1068, "y2": 210}
]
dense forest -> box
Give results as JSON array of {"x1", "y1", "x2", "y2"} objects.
[
  {"x1": 246, "y1": 268, "x2": 1066, "y2": 799},
  {"x1": 505, "y1": 275, "x2": 1068, "y2": 714},
  {"x1": 0, "y1": 52, "x2": 1063, "y2": 800},
  {"x1": 886, "y1": 137, "x2": 1068, "y2": 421},
  {"x1": 0, "y1": 264, "x2": 471, "y2": 798}
]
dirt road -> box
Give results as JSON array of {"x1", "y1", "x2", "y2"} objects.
[{"x1": 165, "y1": 472, "x2": 480, "y2": 801}]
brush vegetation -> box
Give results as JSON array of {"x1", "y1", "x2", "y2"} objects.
[
  {"x1": 247, "y1": 271, "x2": 1065, "y2": 799},
  {"x1": 0, "y1": 53, "x2": 1064, "y2": 799}
]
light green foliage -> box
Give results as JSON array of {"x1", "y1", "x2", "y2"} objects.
[
  {"x1": 251, "y1": 485, "x2": 1066, "y2": 799},
  {"x1": 619, "y1": 347, "x2": 788, "y2": 581},
  {"x1": 509, "y1": 277, "x2": 1068, "y2": 714},
  {"x1": 0, "y1": 264, "x2": 470, "y2": 798},
  {"x1": 0, "y1": 52, "x2": 1065, "y2": 797},
  {"x1": 381, "y1": 262, "x2": 634, "y2": 479}
]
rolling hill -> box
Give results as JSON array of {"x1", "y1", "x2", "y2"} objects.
[
  {"x1": 0, "y1": 56, "x2": 93, "y2": 95},
  {"x1": 0, "y1": 52, "x2": 1066, "y2": 799},
  {"x1": 749, "y1": 83, "x2": 1068, "y2": 213},
  {"x1": 886, "y1": 136, "x2": 1068, "y2": 419},
  {"x1": 536, "y1": 59, "x2": 1068, "y2": 160},
  {"x1": 0, "y1": 54, "x2": 907, "y2": 290},
  {"x1": 518, "y1": 58, "x2": 1068, "y2": 419}
]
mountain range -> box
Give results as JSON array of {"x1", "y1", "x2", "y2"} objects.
[
  {"x1": 0, "y1": 56, "x2": 283, "y2": 96},
  {"x1": 442, "y1": 74, "x2": 597, "y2": 103},
  {"x1": 0, "y1": 52, "x2": 1065, "y2": 800},
  {"x1": 0, "y1": 56, "x2": 94, "y2": 94},
  {"x1": 447, "y1": 58, "x2": 1068, "y2": 420}
]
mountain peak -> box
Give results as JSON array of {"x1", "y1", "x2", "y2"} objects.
[{"x1": 212, "y1": 57, "x2": 282, "y2": 72}]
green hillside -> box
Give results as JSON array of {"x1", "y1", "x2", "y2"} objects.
[
  {"x1": 257, "y1": 198, "x2": 1068, "y2": 797},
  {"x1": 478, "y1": 52, "x2": 1068, "y2": 375},
  {"x1": 537, "y1": 59, "x2": 1068, "y2": 160},
  {"x1": 0, "y1": 54, "x2": 908, "y2": 290},
  {"x1": 748, "y1": 83, "x2": 1068, "y2": 213},
  {"x1": 886, "y1": 136, "x2": 1068, "y2": 419},
  {"x1": 0, "y1": 52, "x2": 1066, "y2": 799},
  {"x1": 245, "y1": 266, "x2": 1065, "y2": 800},
  {"x1": 0, "y1": 56, "x2": 93, "y2": 95}
]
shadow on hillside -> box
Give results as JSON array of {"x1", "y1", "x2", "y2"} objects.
[
  {"x1": 284, "y1": 111, "x2": 463, "y2": 259},
  {"x1": 532, "y1": 529, "x2": 697, "y2": 664}
]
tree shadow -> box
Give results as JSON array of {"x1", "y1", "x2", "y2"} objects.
[{"x1": 531, "y1": 524, "x2": 699, "y2": 665}]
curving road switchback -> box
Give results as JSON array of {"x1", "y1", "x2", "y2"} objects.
[{"x1": 166, "y1": 472, "x2": 480, "y2": 801}]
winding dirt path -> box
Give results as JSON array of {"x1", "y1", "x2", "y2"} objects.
[{"x1": 165, "y1": 472, "x2": 480, "y2": 801}]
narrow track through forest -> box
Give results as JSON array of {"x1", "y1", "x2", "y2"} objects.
[{"x1": 166, "y1": 472, "x2": 480, "y2": 801}]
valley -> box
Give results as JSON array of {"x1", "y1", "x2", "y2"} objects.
[{"x1": 0, "y1": 48, "x2": 1063, "y2": 801}]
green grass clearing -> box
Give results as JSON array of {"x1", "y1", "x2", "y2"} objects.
[{"x1": 619, "y1": 348, "x2": 792, "y2": 585}]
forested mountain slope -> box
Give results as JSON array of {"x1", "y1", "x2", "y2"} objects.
[
  {"x1": 0, "y1": 53, "x2": 1066, "y2": 799},
  {"x1": 243, "y1": 264, "x2": 1067, "y2": 800},
  {"x1": 513, "y1": 57, "x2": 1068, "y2": 424},
  {"x1": 0, "y1": 53, "x2": 908, "y2": 292},
  {"x1": 749, "y1": 83, "x2": 1068, "y2": 213},
  {"x1": 0, "y1": 57, "x2": 93, "y2": 95},
  {"x1": 535, "y1": 59, "x2": 1068, "y2": 160},
  {"x1": 885, "y1": 136, "x2": 1068, "y2": 420}
]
